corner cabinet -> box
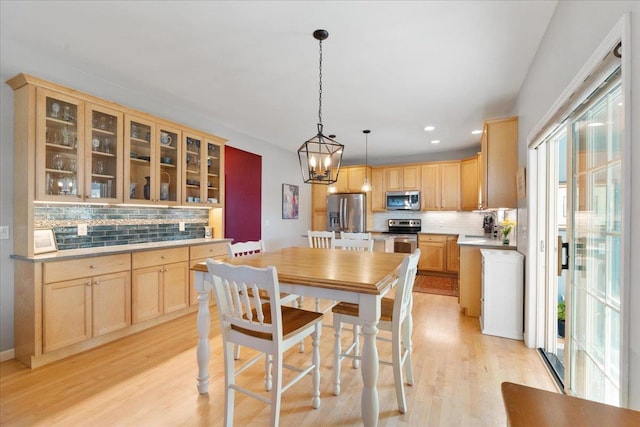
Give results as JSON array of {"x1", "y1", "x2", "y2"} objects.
[
  {"x1": 460, "y1": 155, "x2": 480, "y2": 211},
  {"x1": 480, "y1": 117, "x2": 518, "y2": 209}
]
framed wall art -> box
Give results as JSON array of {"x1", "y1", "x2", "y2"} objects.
[
  {"x1": 282, "y1": 184, "x2": 299, "y2": 219},
  {"x1": 516, "y1": 167, "x2": 526, "y2": 200},
  {"x1": 33, "y1": 228, "x2": 58, "y2": 254}
]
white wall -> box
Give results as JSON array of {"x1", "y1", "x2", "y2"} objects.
[
  {"x1": 0, "y1": 50, "x2": 310, "y2": 354},
  {"x1": 514, "y1": 1, "x2": 640, "y2": 408}
]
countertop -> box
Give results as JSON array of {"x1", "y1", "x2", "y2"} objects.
[
  {"x1": 457, "y1": 234, "x2": 516, "y2": 248},
  {"x1": 11, "y1": 238, "x2": 233, "y2": 263}
]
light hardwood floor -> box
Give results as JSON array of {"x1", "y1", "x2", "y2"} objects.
[{"x1": 0, "y1": 292, "x2": 557, "y2": 426}]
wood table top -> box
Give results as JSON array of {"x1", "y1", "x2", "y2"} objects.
[
  {"x1": 501, "y1": 382, "x2": 640, "y2": 427},
  {"x1": 192, "y1": 246, "x2": 408, "y2": 295}
]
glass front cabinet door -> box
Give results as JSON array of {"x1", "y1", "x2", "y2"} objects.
[
  {"x1": 85, "y1": 103, "x2": 123, "y2": 202},
  {"x1": 124, "y1": 115, "x2": 156, "y2": 204},
  {"x1": 157, "y1": 123, "x2": 181, "y2": 205},
  {"x1": 37, "y1": 88, "x2": 85, "y2": 201},
  {"x1": 182, "y1": 132, "x2": 223, "y2": 205}
]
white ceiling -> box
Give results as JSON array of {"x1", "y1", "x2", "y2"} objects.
[{"x1": 1, "y1": 1, "x2": 557, "y2": 165}]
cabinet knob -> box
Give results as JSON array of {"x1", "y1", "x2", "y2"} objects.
[
  {"x1": 94, "y1": 281, "x2": 99, "y2": 286},
  {"x1": 161, "y1": 255, "x2": 166, "y2": 259},
  {"x1": 90, "y1": 265, "x2": 96, "y2": 269},
  {"x1": 85, "y1": 282, "x2": 92, "y2": 287}
]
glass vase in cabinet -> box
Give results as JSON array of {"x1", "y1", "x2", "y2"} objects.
[{"x1": 124, "y1": 115, "x2": 156, "y2": 204}]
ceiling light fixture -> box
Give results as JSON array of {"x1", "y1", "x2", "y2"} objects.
[
  {"x1": 298, "y1": 29, "x2": 344, "y2": 185},
  {"x1": 361, "y1": 129, "x2": 372, "y2": 192},
  {"x1": 471, "y1": 129, "x2": 482, "y2": 135},
  {"x1": 424, "y1": 125, "x2": 435, "y2": 131},
  {"x1": 430, "y1": 140, "x2": 441, "y2": 144}
]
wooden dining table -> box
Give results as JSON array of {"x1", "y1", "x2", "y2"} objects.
[{"x1": 191, "y1": 246, "x2": 408, "y2": 427}]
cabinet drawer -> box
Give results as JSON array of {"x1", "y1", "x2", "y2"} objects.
[
  {"x1": 44, "y1": 254, "x2": 131, "y2": 284},
  {"x1": 133, "y1": 247, "x2": 189, "y2": 269},
  {"x1": 190, "y1": 242, "x2": 228, "y2": 260},
  {"x1": 419, "y1": 234, "x2": 447, "y2": 243}
]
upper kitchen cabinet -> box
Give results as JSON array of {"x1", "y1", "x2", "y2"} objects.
[
  {"x1": 182, "y1": 132, "x2": 224, "y2": 206},
  {"x1": 460, "y1": 155, "x2": 480, "y2": 211},
  {"x1": 480, "y1": 117, "x2": 518, "y2": 209},
  {"x1": 420, "y1": 161, "x2": 460, "y2": 211},
  {"x1": 124, "y1": 117, "x2": 181, "y2": 205},
  {"x1": 333, "y1": 166, "x2": 369, "y2": 193},
  {"x1": 384, "y1": 165, "x2": 420, "y2": 191},
  {"x1": 370, "y1": 168, "x2": 385, "y2": 211}
]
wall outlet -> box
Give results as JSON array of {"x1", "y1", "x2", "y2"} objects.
[
  {"x1": 0, "y1": 226, "x2": 9, "y2": 240},
  {"x1": 78, "y1": 223, "x2": 88, "y2": 236},
  {"x1": 179, "y1": 222, "x2": 185, "y2": 231}
]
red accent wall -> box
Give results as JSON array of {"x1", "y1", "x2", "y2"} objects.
[{"x1": 224, "y1": 146, "x2": 262, "y2": 242}]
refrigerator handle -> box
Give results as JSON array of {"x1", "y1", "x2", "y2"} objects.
[{"x1": 339, "y1": 198, "x2": 345, "y2": 229}]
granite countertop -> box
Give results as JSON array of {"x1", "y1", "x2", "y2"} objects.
[
  {"x1": 457, "y1": 234, "x2": 516, "y2": 248},
  {"x1": 11, "y1": 238, "x2": 232, "y2": 262}
]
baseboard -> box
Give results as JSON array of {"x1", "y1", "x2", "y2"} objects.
[{"x1": 0, "y1": 348, "x2": 15, "y2": 362}]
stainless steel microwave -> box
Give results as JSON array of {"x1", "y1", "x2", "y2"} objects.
[{"x1": 385, "y1": 191, "x2": 420, "y2": 210}]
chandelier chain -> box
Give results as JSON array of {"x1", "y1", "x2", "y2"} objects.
[{"x1": 318, "y1": 38, "x2": 323, "y2": 126}]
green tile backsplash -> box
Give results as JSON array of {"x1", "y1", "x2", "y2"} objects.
[{"x1": 34, "y1": 205, "x2": 209, "y2": 250}]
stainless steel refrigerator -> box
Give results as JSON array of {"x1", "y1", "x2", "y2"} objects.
[{"x1": 327, "y1": 193, "x2": 366, "y2": 233}]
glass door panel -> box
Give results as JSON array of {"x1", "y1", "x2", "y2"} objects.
[
  {"x1": 124, "y1": 116, "x2": 155, "y2": 203},
  {"x1": 205, "y1": 140, "x2": 221, "y2": 205},
  {"x1": 86, "y1": 104, "x2": 122, "y2": 202},
  {"x1": 158, "y1": 124, "x2": 180, "y2": 205},
  {"x1": 37, "y1": 89, "x2": 84, "y2": 201},
  {"x1": 183, "y1": 133, "x2": 202, "y2": 204},
  {"x1": 568, "y1": 79, "x2": 622, "y2": 406}
]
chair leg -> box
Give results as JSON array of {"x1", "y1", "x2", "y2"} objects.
[
  {"x1": 269, "y1": 352, "x2": 283, "y2": 427},
  {"x1": 402, "y1": 318, "x2": 414, "y2": 386},
  {"x1": 312, "y1": 324, "x2": 321, "y2": 409},
  {"x1": 352, "y1": 324, "x2": 360, "y2": 369},
  {"x1": 392, "y1": 325, "x2": 407, "y2": 414},
  {"x1": 223, "y1": 342, "x2": 236, "y2": 427},
  {"x1": 234, "y1": 344, "x2": 241, "y2": 360},
  {"x1": 265, "y1": 353, "x2": 273, "y2": 391},
  {"x1": 333, "y1": 317, "x2": 342, "y2": 396},
  {"x1": 298, "y1": 298, "x2": 305, "y2": 352}
]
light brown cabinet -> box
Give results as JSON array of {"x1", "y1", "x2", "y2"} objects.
[
  {"x1": 371, "y1": 168, "x2": 386, "y2": 211},
  {"x1": 182, "y1": 132, "x2": 224, "y2": 206},
  {"x1": 446, "y1": 236, "x2": 460, "y2": 273},
  {"x1": 42, "y1": 254, "x2": 131, "y2": 353},
  {"x1": 480, "y1": 117, "x2": 518, "y2": 208},
  {"x1": 418, "y1": 234, "x2": 446, "y2": 271},
  {"x1": 36, "y1": 88, "x2": 124, "y2": 203},
  {"x1": 418, "y1": 234, "x2": 459, "y2": 273},
  {"x1": 420, "y1": 161, "x2": 460, "y2": 211},
  {"x1": 460, "y1": 156, "x2": 480, "y2": 211},
  {"x1": 385, "y1": 165, "x2": 420, "y2": 191},
  {"x1": 132, "y1": 247, "x2": 189, "y2": 324},
  {"x1": 189, "y1": 242, "x2": 228, "y2": 305}
]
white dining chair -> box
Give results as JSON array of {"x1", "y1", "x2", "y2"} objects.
[
  {"x1": 333, "y1": 238, "x2": 374, "y2": 252},
  {"x1": 206, "y1": 260, "x2": 323, "y2": 427},
  {"x1": 227, "y1": 240, "x2": 303, "y2": 364},
  {"x1": 308, "y1": 230, "x2": 335, "y2": 249},
  {"x1": 331, "y1": 248, "x2": 421, "y2": 414},
  {"x1": 340, "y1": 231, "x2": 372, "y2": 240},
  {"x1": 307, "y1": 231, "x2": 337, "y2": 313}
]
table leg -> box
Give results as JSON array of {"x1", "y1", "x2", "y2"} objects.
[
  {"x1": 360, "y1": 298, "x2": 381, "y2": 427},
  {"x1": 196, "y1": 272, "x2": 211, "y2": 394}
]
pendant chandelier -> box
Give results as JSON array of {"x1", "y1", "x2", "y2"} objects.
[
  {"x1": 361, "y1": 129, "x2": 372, "y2": 192},
  {"x1": 298, "y1": 29, "x2": 344, "y2": 185}
]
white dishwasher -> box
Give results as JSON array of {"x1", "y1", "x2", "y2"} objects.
[{"x1": 480, "y1": 249, "x2": 524, "y2": 340}]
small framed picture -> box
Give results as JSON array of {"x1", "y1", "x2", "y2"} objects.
[
  {"x1": 516, "y1": 167, "x2": 526, "y2": 200},
  {"x1": 34, "y1": 228, "x2": 58, "y2": 254},
  {"x1": 282, "y1": 184, "x2": 299, "y2": 219}
]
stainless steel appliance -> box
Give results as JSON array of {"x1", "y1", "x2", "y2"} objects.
[
  {"x1": 327, "y1": 193, "x2": 366, "y2": 233},
  {"x1": 386, "y1": 191, "x2": 420, "y2": 211},
  {"x1": 383, "y1": 218, "x2": 421, "y2": 253}
]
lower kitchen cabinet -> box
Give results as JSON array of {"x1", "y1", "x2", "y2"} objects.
[
  {"x1": 418, "y1": 234, "x2": 446, "y2": 271},
  {"x1": 459, "y1": 246, "x2": 482, "y2": 317},
  {"x1": 41, "y1": 253, "x2": 131, "y2": 353},
  {"x1": 189, "y1": 241, "x2": 228, "y2": 305},
  {"x1": 446, "y1": 236, "x2": 460, "y2": 273},
  {"x1": 132, "y1": 247, "x2": 189, "y2": 324}
]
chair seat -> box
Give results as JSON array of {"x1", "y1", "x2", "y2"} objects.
[
  {"x1": 233, "y1": 304, "x2": 323, "y2": 341},
  {"x1": 331, "y1": 297, "x2": 395, "y2": 322}
]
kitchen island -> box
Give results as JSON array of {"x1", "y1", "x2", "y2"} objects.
[{"x1": 457, "y1": 234, "x2": 516, "y2": 317}]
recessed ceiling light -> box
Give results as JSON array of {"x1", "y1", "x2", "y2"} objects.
[
  {"x1": 471, "y1": 129, "x2": 482, "y2": 135},
  {"x1": 430, "y1": 140, "x2": 440, "y2": 144},
  {"x1": 424, "y1": 125, "x2": 435, "y2": 132}
]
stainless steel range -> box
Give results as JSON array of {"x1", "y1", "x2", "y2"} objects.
[{"x1": 382, "y1": 218, "x2": 421, "y2": 253}]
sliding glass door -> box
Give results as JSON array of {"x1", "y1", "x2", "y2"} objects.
[{"x1": 568, "y1": 73, "x2": 622, "y2": 405}]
